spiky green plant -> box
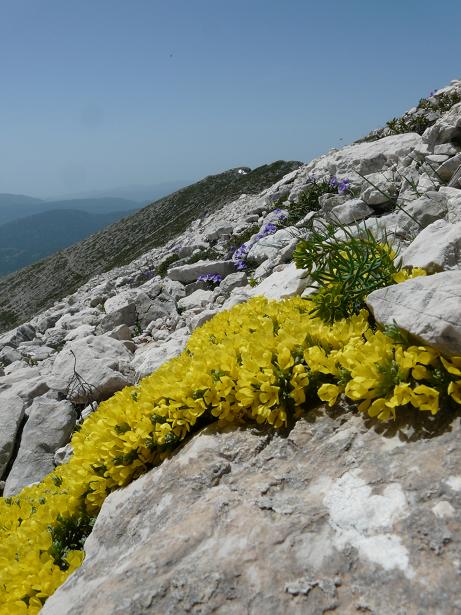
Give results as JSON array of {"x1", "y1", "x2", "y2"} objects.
[{"x1": 293, "y1": 223, "x2": 400, "y2": 322}]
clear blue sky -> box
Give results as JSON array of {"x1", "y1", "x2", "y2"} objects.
[{"x1": 1, "y1": 0, "x2": 461, "y2": 198}]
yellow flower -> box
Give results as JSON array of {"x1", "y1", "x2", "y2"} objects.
[
  {"x1": 411, "y1": 385, "x2": 439, "y2": 414},
  {"x1": 386, "y1": 383, "x2": 413, "y2": 408},
  {"x1": 448, "y1": 380, "x2": 461, "y2": 405},
  {"x1": 317, "y1": 383, "x2": 340, "y2": 407},
  {"x1": 441, "y1": 356, "x2": 461, "y2": 377}
]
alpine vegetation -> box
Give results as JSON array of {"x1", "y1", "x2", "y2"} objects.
[{"x1": 1, "y1": 79, "x2": 461, "y2": 614}]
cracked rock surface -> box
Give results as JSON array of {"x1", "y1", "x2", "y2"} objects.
[{"x1": 42, "y1": 405, "x2": 461, "y2": 615}]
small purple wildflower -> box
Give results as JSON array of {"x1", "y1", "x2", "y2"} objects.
[
  {"x1": 329, "y1": 176, "x2": 339, "y2": 188},
  {"x1": 197, "y1": 273, "x2": 223, "y2": 285},
  {"x1": 232, "y1": 220, "x2": 278, "y2": 271},
  {"x1": 272, "y1": 208, "x2": 288, "y2": 222},
  {"x1": 338, "y1": 178, "x2": 351, "y2": 194}
]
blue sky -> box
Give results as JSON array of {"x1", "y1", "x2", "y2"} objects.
[{"x1": 1, "y1": 0, "x2": 461, "y2": 198}]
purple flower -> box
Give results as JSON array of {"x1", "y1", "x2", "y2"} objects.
[
  {"x1": 329, "y1": 176, "x2": 339, "y2": 188},
  {"x1": 232, "y1": 243, "x2": 249, "y2": 263},
  {"x1": 197, "y1": 273, "x2": 223, "y2": 285},
  {"x1": 272, "y1": 208, "x2": 287, "y2": 222},
  {"x1": 262, "y1": 223, "x2": 277, "y2": 234},
  {"x1": 338, "y1": 178, "x2": 351, "y2": 194}
]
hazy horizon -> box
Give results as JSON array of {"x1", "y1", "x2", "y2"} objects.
[{"x1": 2, "y1": 0, "x2": 461, "y2": 198}]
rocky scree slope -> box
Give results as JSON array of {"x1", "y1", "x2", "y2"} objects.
[
  {"x1": 1, "y1": 79, "x2": 461, "y2": 613},
  {"x1": 0, "y1": 161, "x2": 300, "y2": 332}
]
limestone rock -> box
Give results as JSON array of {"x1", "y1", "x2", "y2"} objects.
[
  {"x1": 423, "y1": 103, "x2": 461, "y2": 149},
  {"x1": 0, "y1": 323, "x2": 36, "y2": 350},
  {"x1": 41, "y1": 412, "x2": 461, "y2": 615},
  {"x1": 0, "y1": 365, "x2": 50, "y2": 407},
  {"x1": 100, "y1": 289, "x2": 177, "y2": 331},
  {"x1": 54, "y1": 443, "x2": 74, "y2": 466},
  {"x1": 250, "y1": 262, "x2": 310, "y2": 300},
  {"x1": 361, "y1": 169, "x2": 398, "y2": 206},
  {"x1": 436, "y1": 153, "x2": 461, "y2": 181},
  {"x1": 391, "y1": 191, "x2": 448, "y2": 238},
  {"x1": 366, "y1": 271, "x2": 461, "y2": 355},
  {"x1": 439, "y1": 186, "x2": 461, "y2": 223},
  {"x1": 401, "y1": 219, "x2": 461, "y2": 272},
  {"x1": 0, "y1": 393, "x2": 25, "y2": 479},
  {"x1": 247, "y1": 228, "x2": 299, "y2": 265},
  {"x1": 167, "y1": 260, "x2": 235, "y2": 284},
  {"x1": 329, "y1": 199, "x2": 374, "y2": 225},
  {"x1": 64, "y1": 324, "x2": 96, "y2": 342},
  {"x1": 217, "y1": 271, "x2": 247, "y2": 295},
  {"x1": 3, "y1": 398, "x2": 76, "y2": 496},
  {"x1": 132, "y1": 328, "x2": 189, "y2": 379},
  {"x1": 0, "y1": 346, "x2": 21, "y2": 366},
  {"x1": 177, "y1": 289, "x2": 213, "y2": 312},
  {"x1": 304, "y1": 133, "x2": 422, "y2": 179},
  {"x1": 47, "y1": 336, "x2": 135, "y2": 402}
]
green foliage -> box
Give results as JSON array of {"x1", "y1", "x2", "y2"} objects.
[
  {"x1": 185, "y1": 246, "x2": 221, "y2": 264},
  {"x1": 417, "y1": 90, "x2": 461, "y2": 113},
  {"x1": 226, "y1": 224, "x2": 260, "y2": 254},
  {"x1": 48, "y1": 512, "x2": 95, "y2": 571},
  {"x1": 387, "y1": 90, "x2": 461, "y2": 136},
  {"x1": 0, "y1": 309, "x2": 17, "y2": 329},
  {"x1": 286, "y1": 179, "x2": 332, "y2": 225},
  {"x1": 293, "y1": 223, "x2": 400, "y2": 322},
  {"x1": 156, "y1": 253, "x2": 180, "y2": 278},
  {"x1": 386, "y1": 115, "x2": 432, "y2": 136}
]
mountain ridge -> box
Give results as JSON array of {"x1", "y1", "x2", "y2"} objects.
[{"x1": 0, "y1": 161, "x2": 301, "y2": 331}]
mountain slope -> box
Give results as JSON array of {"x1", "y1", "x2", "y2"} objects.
[
  {"x1": 0, "y1": 161, "x2": 301, "y2": 331},
  {"x1": 0, "y1": 208, "x2": 134, "y2": 276}
]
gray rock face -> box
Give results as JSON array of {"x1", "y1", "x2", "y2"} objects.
[
  {"x1": 0, "y1": 323, "x2": 36, "y2": 349},
  {"x1": 131, "y1": 328, "x2": 189, "y2": 379},
  {"x1": 99, "y1": 289, "x2": 177, "y2": 332},
  {"x1": 0, "y1": 346, "x2": 21, "y2": 366},
  {"x1": 366, "y1": 271, "x2": 461, "y2": 355},
  {"x1": 168, "y1": 260, "x2": 236, "y2": 284},
  {"x1": 47, "y1": 336, "x2": 135, "y2": 402},
  {"x1": 250, "y1": 262, "x2": 310, "y2": 300},
  {"x1": 401, "y1": 219, "x2": 461, "y2": 272},
  {"x1": 392, "y1": 192, "x2": 448, "y2": 238},
  {"x1": 3, "y1": 398, "x2": 76, "y2": 496},
  {"x1": 0, "y1": 393, "x2": 25, "y2": 479},
  {"x1": 423, "y1": 103, "x2": 461, "y2": 149},
  {"x1": 217, "y1": 271, "x2": 247, "y2": 295},
  {"x1": 41, "y1": 412, "x2": 461, "y2": 615},
  {"x1": 329, "y1": 199, "x2": 374, "y2": 225},
  {"x1": 247, "y1": 228, "x2": 299, "y2": 265},
  {"x1": 361, "y1": 169, "x2": 398, "y2": 206},
  {"x1": 177, "y1": 289, "x2": 213, "y2": 312},
  {"x1": 0, "y1": 366, "x2": 50, "y2": 406},
  {"x1": 439, "y1": 186, "x2": 461, "y2": 223},
  {"x1": 436, "y1": 153, "x2": 461, "y2": 181}
]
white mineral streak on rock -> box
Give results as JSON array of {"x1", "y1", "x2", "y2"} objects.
[{"x1": 324, "y1": 469, "x2": 413, "y2": 577}]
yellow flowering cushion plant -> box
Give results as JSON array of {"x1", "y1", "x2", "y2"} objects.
[{"x1": 0, "y1": 295, "x2": 460, "y2": 613}]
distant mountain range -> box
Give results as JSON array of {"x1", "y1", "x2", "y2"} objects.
[
  {"x1": 0, "y1": 208, "x2": 134, "y2": 276},
  {"x1": 0, "y1": 181, "x2": 190, "y2": 276},
  {"x1": 47, "y1": 180, "x2": 189, "y2": 204},
  {"x1": 0, "y1": 194, "x2": 141, "y2": 226},
  {"x1": 0, "y1": 161, "x2": 302, "y2": 331}
]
